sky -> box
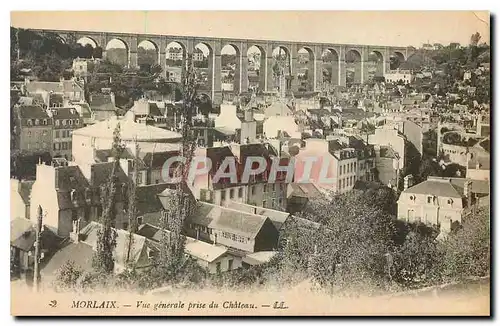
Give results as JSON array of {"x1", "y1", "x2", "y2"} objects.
[{"x1": 11, "y1": 11, "x2": 490, "y2": 48}]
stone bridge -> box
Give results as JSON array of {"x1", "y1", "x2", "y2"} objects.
[{"x1": 31, "y1": 28, "x2": 415, "y2": 104}]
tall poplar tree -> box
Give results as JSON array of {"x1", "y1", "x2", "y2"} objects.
[{"x1": 92, "y1": 123, "x2": 124, "y2": 274}]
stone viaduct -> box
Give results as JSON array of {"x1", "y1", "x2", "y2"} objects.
[{"x1": 31, "y1": 28, "x2": 415, "y2": 104}]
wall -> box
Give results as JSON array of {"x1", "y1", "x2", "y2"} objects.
[
  {"x1": 467, "y1": 168, "x2": 490, "y2": 181},
  {"x1": 29, "y1": 165, "x2": 60, "y2": 234},
  {"x1": 397, "y1": 191, "x2": 464, "y2": 227},
  {"x1": 20, "y1": 125, "x2": 52, "y2": 153},
  {"x1": 368, "y1": 128, "x2": 405, "y2": 169},
  {"x1": 441, "y1": 144, "x2": 468, "y2": 166}
]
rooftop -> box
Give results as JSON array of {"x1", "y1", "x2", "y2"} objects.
[{"x1": 72, "y1": 117, "x2": 182, "y2": 142}]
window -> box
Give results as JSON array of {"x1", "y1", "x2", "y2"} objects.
[
  {"x1": 264, "y1": 185, "x2": 268, "y2": 193},
  {"x1": 69, "y1": 119, "x2": 73, "y2": 125},
  {"x1": 427, "y1": 196, "x2": 433, "y2": 204},
  {"x1": 62, "y1": 119, "x2": 66, "y2": 126},
  {"x1": 230, "y1": 188, "x2": 234, "y2": 199},
  {"x1": 27, "y1": 131, "x2": 31, "y2": 137},
  {"x1": 221, "y1": 190, "x2": 226, "y2": 201},
  {"x1": 216, "y1": 262, "x2": 221, "y2": 273},
  {"x1": 55, "y1": 120, "x2": 60, "y2": 126},
  {"x1": 409, "y1": 195, "x2": 416, "y2": 201},
  {"x1": 27, "y1": 119, "x2": 32, "y2": 126},
  {"x1": 75, "y1": 119, "x2": 79, "y2": 125},
  {"x1": 339, "y1": 165, "x2": 342, "y2": 175},
  {"x1": 123, "y1": 222, "x2": 129, "y2": 230},
  {"x1": 35, "y1": 119, "x2": 39, "y2": 126},
  {"x1": 272, "y1": 199, "x2": 276, "y2": 208},
  {"x1": 137, "y1": 216, "x2": 143, "y2": 225},
  {"x1": 251, "y1": 186, "x2": 256, "y2": 196},
  {"x1": 55, "y1": 130, "x2": 60, "y2": 138},
  {"x1": 447, "y1": 199, "x2": 454, "y2": 205},
  {"x1": 278, "y1": 198, "x2": 282, "y2": 207},
  {"x1": 263, "y1": 200, "x2": 267, "y2": 208},
  {"x1": 71, "y1": 209, "x2": 78, "y2": 221},
  {"x1": 228, "y1": 259, "x2": 233, "y2": 270},
  {"x1": 238, "y1": 188, "x2": 243, "y2": 198},
  {"x1": 53, "y1": 143, "x2": 57, "y2": 150}
]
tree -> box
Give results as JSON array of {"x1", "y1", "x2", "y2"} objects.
[
  {"x1": 53, "y1": 261, "x2": 83, "y2": 291},
  {"x1": 92, "y1": 123, "x2": 124, "y2": 274},
  {"x1": 470, "y1": 32, "x2": 482, "y2": 46},
  {"x1": 125, "y1": 142, "x2": 139, "y2": 267},
  {"x1": 440, "y1": 207, "x2": 490, "y2": 280},
  {"x1": 391, "y1": 226, "x2": 444, "y2": 288}
]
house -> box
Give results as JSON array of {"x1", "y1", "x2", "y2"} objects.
[
  {"x1": 10, "y1": 179, "x2": 34, "y2": 220},
  {"x1": 10, "y1": 218, "x2": 63, "y2": 279},
  {"x1": 12, "y1": 105, "x2": 53, "y2": 154},
  {"x1": 88, "y1": 93, "x2": 118, "y2": 122},
  {"x1": 293, "y1": 137, "x2": 376, "y2": 194},
  {"x1": 29, "y1": 161, "x2": 129, "y2": 237},
  {"x1": 467, "y1": 138, "x2": 490, "y2": 181},
  {"x1": 41, "y1": 220, "x2": 154, "y2": 281},
  {"x1": 24, "y1": 78, "x2": 85, "y2": 106},
  {"x1": 397, "y1": 175, "x2": 475, "y2": 233},
  {"x1": 226, "y1": 201, "x2": 290, "y2": 231},
  {"x1": 186, "y1": 202, "x2": 280, "y2": 254},
  {"x1": 71, "y1": 115, "x2": 182, "y2": 167},
  {"x1": 194, "y1": 142, "x2": 290, "y2": 210},
  {"x1": 368, "y1": 127, "x2": 406, "y2": 170},
  {"x1": 136, "y1": 223, "x2": 239, "y2": 274},
  {"x1": 47, "y1": 107, "x2": 83, "y2": 160}
]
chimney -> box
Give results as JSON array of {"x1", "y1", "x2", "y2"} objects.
[
  {"x1": 403, "y1": 174, "x2": 414, "y2": 191},
  {"x1": 70, "y1": 218, "x2": 81, "y2": 243},
  {"x1": 70, "y1": 189, "x2": 77, "y2": 204},
  {"x1": 464, "y1": 180, "x2": 472, "y2": 208}
]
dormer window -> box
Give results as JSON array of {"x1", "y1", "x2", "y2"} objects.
[
  {"x1": 62, "y1": 119, "x2": 66, "y2": 126},
  {"x1": 27, "y1": 119, "x2": 32, "y2": 126},
  {"x1": 69, "y1": 119, "x2": 73, "y2": 125},
  {"x1": 43, "y1": 119, "x2": 47, "y2": 125},
  {"x1": 55, "y1": 120, "x2": 60, "y2": 126},
  {"x1": 35, "y1": 119, "x2": 39, "y2": 126}
]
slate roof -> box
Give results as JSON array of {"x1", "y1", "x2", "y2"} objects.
[
  {"x1": 10, "y1": 218, "x2": 63, "y2": 252},
  {"x1": 73, "y1": 117, "x2": 182, "y2": 142},
  {"x1": 26, "y1": 80, "x2": 84, "y2": 94},
  {"x1": 188, "y1": 202, "x2": 270, "y2": 239},
  {"x1": 52, "y1": 107, "x2": 81, "y2": 120},
  {"x1": 288, "y1": 183, "x2": 322, "y2": 199},
  {"x1": 131, "y1": 100, "x2": 163, "y2": 116},
  {"x1": 79, "y1": 221, "x2": 149, "y2": 267},
  {"x1": 41, "y1": 241, "x2": 94, "y2": 276},
  {"x1": 184, "y1": 238, "x2": 228, "y2": 263},
  {"x1": 226, "y1": 201, "x2": 289, "y2": 231},
  {"x1": 136, "y1": 183, "x2": 174, "y2": 216},
  {"x1": 89, "y1": 94, "x2": 117, "y2": 112},
  {"x1": 49, "y1": 93, "x2": 64, "y2": 107},
  {"x1": 136, "y1": 223, "x2": 171, "y2": 243},
  {"x1": 17, "y1": 105, "x2": 50, "y2": 120},
  {"x1": 142, "y1": 150, "x2": 180, "y2": 169},
  {"x1": 402, "y1": 178, "x2": 464, "y2": 198},
  {"x1": 209, "y1": 208, "x2": 268, "y2": 238},
  {"x1": 242, "y1": 251, "x2": 278, "y2": 266},
  {"x1": 18, "y1": 180, "x2": 35, "y2": 205}
]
